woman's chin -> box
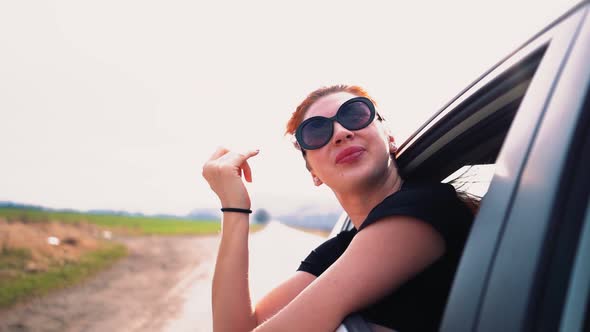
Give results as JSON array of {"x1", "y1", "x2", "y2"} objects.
[{"x1": 326, "y1": 167, "x2": 376, "y2": 190}]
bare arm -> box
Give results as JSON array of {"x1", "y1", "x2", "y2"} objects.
[
  {"x1": 203, "y1": 147, "x2": 317, "y2": 331},
  {"x1": 253, "y1": 216, "x2": 445, "y2": 332},
  {"x1": 203, "y1": 148, "x2": 445, "y2": 331},
  {"x1": 212, "y1": 218, "x2": 317, "y2": 331},
  {"x1": 211, "y1": 211, "x2": 256, "y2": 331},
  {"x1": 254, "y1": 271, "x2": 316, "y2": 323},
  {"x1": 203, "y1": 147, "x2": 259, "y2": 332}
]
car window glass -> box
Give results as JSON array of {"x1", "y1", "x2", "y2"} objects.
[{"x1": 443, "y1": 164, "x2": 496, "y2": 198}]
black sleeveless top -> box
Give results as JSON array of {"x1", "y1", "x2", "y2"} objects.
[{"x1": 297, "y1": 182, "x2": 474, "y2": 331}]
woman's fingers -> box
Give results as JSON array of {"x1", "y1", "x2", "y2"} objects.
[
  {"x1": 203, "y1": 148, "x2": 259, "y2": 181},
  {"x1": 208, "y1": 146, "x2": 229, "y2": 161},
  {"x1": 241, "y1": 149, "x2": 260, "y2": 162},
  {"x1": 242, "y1": 160, "x2": 252, "y2": 183},
  {"x1": 240, "y1": 150, "x2": 259, "y2": 183},
  {"x1": 202, "y1": 148, "x2": 258, "y2": 208}
]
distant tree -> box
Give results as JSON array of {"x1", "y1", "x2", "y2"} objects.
[{"x1": 253, "y1": 208, "x2": 271, "y2": 224}]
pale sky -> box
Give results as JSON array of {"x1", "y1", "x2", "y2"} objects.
[{"x1": 0, "y1": 0, "x2": 578, "y2": 216}]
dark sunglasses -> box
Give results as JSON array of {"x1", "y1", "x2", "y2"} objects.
[{"x1": 295, "y1": 97, "x2": 377, "y2": 150}]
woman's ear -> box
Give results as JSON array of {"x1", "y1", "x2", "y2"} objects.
[{"x1": 311, "y1": 173, "x2": 323, "y2": 186}]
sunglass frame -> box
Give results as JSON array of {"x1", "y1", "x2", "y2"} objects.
[{"x1": 295, "y1": 96, "x2": 376, "y2": 150}]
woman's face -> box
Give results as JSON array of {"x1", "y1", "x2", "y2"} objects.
[{"x1": 302, "y1": 92, "x2": 395, "y2": 191}]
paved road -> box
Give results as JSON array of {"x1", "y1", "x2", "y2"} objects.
[
  {"x1": 163, "y1": 221, "x2": 325, "y2": 331},
  {"x1": 0, "y1": 221, "x2": 326, "y2": 332}
]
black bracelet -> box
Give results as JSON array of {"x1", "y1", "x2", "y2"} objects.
[{"x1": 220, "y1": 207, "x2": 252, "y2": 214}]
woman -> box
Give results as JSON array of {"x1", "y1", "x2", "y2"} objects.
[{"x1": 202, "y1": 85, "x2": 474, "y2": 331}]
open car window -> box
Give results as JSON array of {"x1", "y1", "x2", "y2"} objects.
[
  {"x1": 397, "y1": 44, "x2": 547, "y2": 185},
  {"x1": 443, "y1": 164, "x2": 495, "y2": 198},
  {"x1": 336, "y1": 44, "x2": 549, "y2": 235},
  {"x1": 337, "y1": 3, "x2": 590, "y2": 331}
]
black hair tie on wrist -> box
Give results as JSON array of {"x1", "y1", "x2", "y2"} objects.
[{"x1": 220, "y1": 207, "x2": 252, "y2": 214}]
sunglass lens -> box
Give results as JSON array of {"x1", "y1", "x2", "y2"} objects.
[
  {"x1": 301, "y1": 117, "x2": 332, "y2": 149},
  {"x1": 339, "y1": 101, "x2": 372, "y2": 130}
]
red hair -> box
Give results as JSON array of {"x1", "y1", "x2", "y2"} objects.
[{"x1": 285, "y1": 85, "x2": 378, "y2": 136}]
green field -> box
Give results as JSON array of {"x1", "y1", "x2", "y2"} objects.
[
  {"x1": 0, "y1": 207, "x2": 265, "y2": 308},
  {"x1": 0, "y1": 207, "x2": 224, "y2": 235},
  {"x1": 0, "y1": 243, "x2": 127, "y2": 308}
]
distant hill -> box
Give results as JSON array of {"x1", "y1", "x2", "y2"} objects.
[
  {"x1": 276, "y1": 205, "x2": 343, "y2": 231},
  {"x1": 0, "y1": 201, "x2": 220, "y2": 221},
  {"x1": 0, "y1": 201, "x2": 346, "y2": 228},
  {"x1": 186, "y1": 208, "x2": 220, "y2": 220},
  {"x1": 187, "y1": 206, "x2": 343, "y2": 230},
  {"x1": 86, "y1": 209, "x2": 147, "y2": 217},
  {"x1": 0, "y1": 201, "x2": 45, "y2": 210}
]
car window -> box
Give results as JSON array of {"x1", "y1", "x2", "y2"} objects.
[
  {"x1": 447, "y1": 7, "x2": 590, "y2": 330},
  {"x1": 398, "y1": 45, "x2": 547, "y2": 185},
  {"x1": 442, "y1": 164, "x2": 496, "y2": 216},
  {"x1": 443, "y1": 164, "x2": 495, "y2": 198},
  {"x1": 337, "y1": 43, "x2": 548, "y2": 236},
  {"x1": 406, "y1": 40, "x2": 550, "y2": 332},
  {"x1": 334, "y1": 4, "x2": 590, "y2": 331}
]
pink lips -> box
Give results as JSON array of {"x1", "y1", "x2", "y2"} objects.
[{"x1": 335, "y1": 146, "x2": 366, "y2": 164}]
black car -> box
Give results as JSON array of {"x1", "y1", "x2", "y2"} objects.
[{"x1": 335, "y1": 2, "x2": 590, "y2": 331}]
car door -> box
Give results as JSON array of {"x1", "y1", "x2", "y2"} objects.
[
  {"x1": 336, "y1": 2, "x2": 590, "y2": 331},
  {"x1": 441, "y1": 3, "x2": 590, "y2": 331}
]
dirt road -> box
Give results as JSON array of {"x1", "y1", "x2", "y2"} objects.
[
  {"x1": 0, "y1": 235, "x2": 220, "y2": 332},
  {"x1": 0, "y1": 222, "x2": 325, "y2": 332}
]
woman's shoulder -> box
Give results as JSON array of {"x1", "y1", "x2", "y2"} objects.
[
  {"x1": 358, "y1": 181, "x2": 473, "y2": 239},
  {"x1": 364, "y1": 182, "x2": 459, "y2": 220},
  {"x1": 394, "y1": 181, "x2": 457, "y2": 202},
  {"x1": 297, "y1": 228, "x2": 357, "y2": 277}
]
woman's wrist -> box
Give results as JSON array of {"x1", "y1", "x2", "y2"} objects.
[
  {"x1": 221, "y1": 207, "x2": 252, "y2": 214},
  {"x1": 219, "y1": 210, "x2": 251, "y2": 236},
  {"x1": 220, "y1": 199, "x2": 250, "y2": 211}
]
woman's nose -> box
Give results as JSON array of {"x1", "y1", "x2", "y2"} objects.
[{"x1": 332, "y1": 121, "x2": 354, "y2": 145}]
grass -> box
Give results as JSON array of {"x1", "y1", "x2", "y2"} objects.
[
  {"x1": 0, "y1": 248, "x2": 31, "y2": 271},
  {"x1": 0, "y1": 207, "x2": 224, "y2": 235},
  {"x1": 0, "y1": 243, "x2": 127, "y2": 308},
  {"x1": 0, "y1": 207, "x2": 263, "y2": 308}
]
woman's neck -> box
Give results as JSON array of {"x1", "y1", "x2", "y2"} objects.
[{"x1": 334, "y1": 168, "x2": 403, "y2": 229}]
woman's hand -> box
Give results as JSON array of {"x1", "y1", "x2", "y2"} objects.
[{"x1": 202, "y1": 147, "x2": 260, "y2": 209}]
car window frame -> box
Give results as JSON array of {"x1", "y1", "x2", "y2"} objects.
[
  {"x1": 334, "y1": 3, "x2": 590, "y2": 331},
  {"x1": 560, "y1": 195, "x2": 590, "y2": 331},
  {"x1": 473, "y1": 6, "x2": 590, "y2": 331},
  {"x1": 440, "y1": 7, "x2": 590, "y2": 331}
]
